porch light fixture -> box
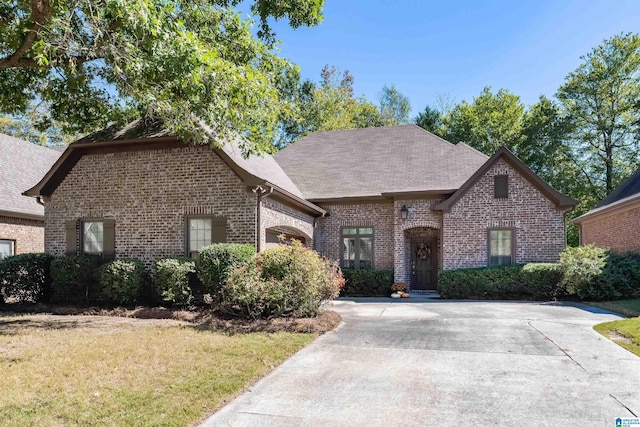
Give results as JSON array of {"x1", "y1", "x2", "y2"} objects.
[{"x1": 400, "y1": 205, "x2": 409, "y2": 220}]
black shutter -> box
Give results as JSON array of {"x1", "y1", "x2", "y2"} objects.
[
  {"x1": 65, "y1": 220, "x2": 78, "y2": 255},
  {"x1": 103, "y1": 219, "x2": 116, "y2": 261},
  {"x1": 212, "y1": 218, "x2": 227, "y2": 243},
  {"x1": 494, "y1": 175, "x2": 508, "y2": 198}
]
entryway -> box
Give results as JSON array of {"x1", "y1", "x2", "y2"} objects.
[{"x1": 410, "y1": 238, "x2": 437, "y2": 290}]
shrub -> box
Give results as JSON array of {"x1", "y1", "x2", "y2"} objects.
[
  {"x1": 51, "y1": 255, "x2": 97, "y2": 302},
  {"x1": 559, "y1": 245, "x2": 609, "y2": 299},
  {"x1": 195, "y1": 244, "x2": 254, "y2": 295},
  {"x1": 219, "y1": 241, "x2": 343, "y2": 319},
  {"x1": 340, "y1": 269, "x2": 394, "y2": 297},
  {"x1": 153, "y1": 258, "x2": 196, "y2": 305},
  {"x1": 99, "y1": 259, "x2": 145, "y2": 305},
  {"x1": 438, "y1": 263, "x2": 562, "y2": 300},
  {"x1": 0, "y1": 253, "x2": 54, "y2": 303}
]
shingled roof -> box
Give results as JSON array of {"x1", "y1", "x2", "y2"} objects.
[
  {"x1": 274, "y1": 125, "x2": 489, "y2": 200},
  {"x1": 595, "y1": 169, "x2": 640, "y2": 208},
  {"x1": 0, "y1": 133, "x2": 62, "y2": 219}
]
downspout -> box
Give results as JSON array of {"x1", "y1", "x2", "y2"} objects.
[{"x1": 253, "y1": 185, "x2": 273, "y2": 252}]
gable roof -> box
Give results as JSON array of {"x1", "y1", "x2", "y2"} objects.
[
  {"x1": 572, "y1": 168, "x2": 640, "y2": 224},
  {"x1": 24, "y1": 119, "x2": 324, "y2": 216},
  {"x1": 434, "y1": 146, "x2": 578, "y2": 211},
  {"x1": 0, "y1": 133, "x2": 62, "y2": 219},
  {"x1": 274, "y1": 125, "x2": 489, "y2": 200}
]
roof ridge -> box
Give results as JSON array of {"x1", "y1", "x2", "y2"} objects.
[
  {"x1": 455, "y1": 141, "x2": 489, "y2": 159},
  {"x1": 409, "y1": 124, "x2": 455, "y2": 148}
]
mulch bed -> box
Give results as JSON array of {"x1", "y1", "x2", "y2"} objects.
[{"x1": 0, "y1": 303, "x2": 342, "y2": 334}]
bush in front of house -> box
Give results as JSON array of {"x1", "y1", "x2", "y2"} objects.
[
  {"x1": 0, "y1": 253, "x2": 54, "y2": 303},
  {"x1": 438, "y1": 263, "x2": 562, "y2": 300},
  {"x1": 559, "y1": 245, "x2": 640, "y2": 300},
  {"x1": 195, "y1": 243, "x2": 255, "y2": 295},
  {"x1": 153, "y1": 258, "x2": 196, "y2": 306},
  {"x1": 340, "y1": 269, "x2": 394, "y2": 297},
  {"x1": 219, "y1": 241, "x2": 343, "y2": 319},
  {"x1": 99, "y1": 259, "x2": 145, "y2": 305},
  {"x1": 50, "y1": 255, "x2": 98, "y2": 302}
]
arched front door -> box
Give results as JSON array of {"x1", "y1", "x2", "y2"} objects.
[{"x1": 411, "y1": 238, "x2": 437, "y2": 290}]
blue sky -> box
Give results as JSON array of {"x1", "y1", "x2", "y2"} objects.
[{"x1": 249, "y1": 0, "x2": 640, "y2": 116}]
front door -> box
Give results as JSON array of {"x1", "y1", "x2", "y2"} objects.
[{"x1": 411, "y1": 239, "x2": 437, "y2": 290}]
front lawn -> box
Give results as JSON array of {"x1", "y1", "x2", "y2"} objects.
[
  {"x1": 0, "y1": 314, "x2": 315, "y2": 426},
  {"x1": 594, "y1": 316, "x2": 640, "y2": 357}
]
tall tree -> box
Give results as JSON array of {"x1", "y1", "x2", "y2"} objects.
[
  {"x1": 557, "y1": 32, "x2": 640, "y2": 196},
  {"x1": 379, "y1": 84, "x2": 411, "y2": 125},
  {"x1": 442, "y1": 87, "x2": 525, "y2": 154},
  {"x1": 0, "y1": 0, "x2": 325, "y2": 155},
  {"x1": 414, "y1": 105, "x2": 443, "y2": 135},
  {"x1": 277, "y1": 65, "x2": 383, "y2": 145}
]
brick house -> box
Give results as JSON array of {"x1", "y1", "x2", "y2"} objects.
[
  {"x1": 1, "y1": 133, "x2": 62, "y2": 258},
  {"x1": 572, "y1": 169, "x2": 640, "y2": 253},
  {"x1": 25, "y1": 121, "x2": 577, "y2": 291}
]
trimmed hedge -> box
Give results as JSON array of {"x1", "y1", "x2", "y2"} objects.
[
  {"x1": 340, "y1": 269, "x2": 394, "y2": 297},
  {"x1": 153, "y1": 258, "x2": 196, "y2": 306},
  {"x1": 99, "y1": 259, "x2": 145, "y2": 305},
  {"x1": 195, "y1": 244, "x2": 255, "y2": 295},
  {"x1": 438, "y1": 263, "x2": 562, "y2": 300},
  {"x1": 0, "y1": 253, "x2": 54, "y2": 303},
  {"x1": 51, "y1": 255, "x2": 97, "y2": 302}
]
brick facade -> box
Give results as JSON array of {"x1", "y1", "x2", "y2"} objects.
[
  {"x1": 441, "y1": 159, "x2": 566, "y2": 269},
  {"x1": 260, "y1": 197, "x2": 315, "y2": 249},
  {"x1": 0, "y1": 215, "x2": 45, "y2": 254},
  {"x1": 314, "y1": 201, "x2": 395, "y2": 269},
  {"x1": 45, "y1": 145, "x2": 258, "y2": 265},
  {"x1": 579, "y1": 201, "x2": 640, "y2": 253}
]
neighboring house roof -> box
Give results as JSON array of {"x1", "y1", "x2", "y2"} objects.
[
  {"x1": 573, "y1": 169, "x2": 640, "y2": 224},
  {"x1": 434, "y1": 146, "x2": 579, "y2": 211},
  {"x1": 24, "y1": 119, "x2": 323, "y2": 215},
  {"x1": 0, "y1": 133, "x2": 62, "y2": 219},
  {"x1": 274, "y1": 125, "x2": 489, "y2": 200}
]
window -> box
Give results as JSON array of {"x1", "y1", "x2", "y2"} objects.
[
  {"x1": 488, "y1": 229, "x2": 514, "y2": 266},
  {"x1": 82, "y1": 221, "x2": 104, "y2": 254},
  {"x1": 341, "y1": 227, "x2": 373, "y2": 269},
  {"x1": 187, "y1": 216, "x2": 226, "y2": 257},
  {"x1": 495, "y1": 175, "x2": 508, "y2": 198},
  {"x1": 0, "y1": 239, "x2": 15, "y2": 259}
]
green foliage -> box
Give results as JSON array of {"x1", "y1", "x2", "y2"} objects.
[
  {"x1": 438, "y1": 264, "x2": 563, "y2": 300},
  {"x1": 195, "y1": 244, "x2": 255, "y2": 295},
  {"x1": 0, "y1": 0, "x2": 326, "y2": 155},
  {"x1": 0, "y1": 253, "x2": 54, "y2": 303},
  {"x1": 51, "y1": 255, "x2": 97, "y2": 301},
  {"x1": 153, "y1": 258, "x2": 196, "y2": 305},
  {"x1": 559, "y1": 245, "x2": 608, "y2": 298},
  {"x1": 99, "y1": 259, "x2": 145, "y2": 305},
  {"x1": 414, "y1": 105, "x2": 443, "y2": 135},
  {"x1": 557, "y1": 32, "x2": 640, "y2": 195},
  {"x1": 219, "y1": 241, "x2": 343, "y2": 319},
  {"x1": 559, "y1": 246, "x2": 640, "y2": 300},
  {"x1": 340, "y1": 269, "x2": 394, "y2": 297},
  {"x1": 379, "y1": 84, "x2": 411, "y2": 125}
]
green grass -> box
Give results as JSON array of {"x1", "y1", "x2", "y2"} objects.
[
  {"x1": 0, "y1": 314, "x2": 314, "y2": 426},
  {"x1": 594, "y1": 316, "x2": 640, "y2": 357},
  {"x1": 586, "y1": 298, "x2": 640, "y2": 317}
]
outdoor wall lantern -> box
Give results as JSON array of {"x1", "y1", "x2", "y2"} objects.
[{"x1": 400, "y1": 205, "x2": 409, "y2": 220}]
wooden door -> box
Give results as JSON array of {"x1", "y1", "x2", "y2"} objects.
[{"x1": 411, "y1": 239, "x2": 437, "y2": 290}]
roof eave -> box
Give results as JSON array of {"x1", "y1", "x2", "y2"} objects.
[
  {"x1": 572, "y1": 192, "x2": 640, "y2": 224},
  {"x1": 0, "y1": 209, "x2": 44, "y2": 221}
]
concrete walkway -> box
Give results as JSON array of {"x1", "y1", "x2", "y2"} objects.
[{"x1": 202, "y1": 300, "x2": 640, "y2": 426}]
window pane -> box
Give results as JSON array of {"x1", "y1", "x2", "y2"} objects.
[
  {"x1": 360, "y1": 237, "x2": 372, "y2": 261},
  {"x1": 343, "y1": 237, "x2": 356, "y2": 263},
  {"x1": 343, "y1": 228, "x2": 357, "y2": 235},
  {"x1": 359, "y1": 227, "x2": 373, "y2": 235},
  {"x1": 489, "y1": 230, "x2": 512, "y2": 265},
  {"x1": 83, "y1": 222, "x2": 104, "y2": 253},
  {"x1": 189, "y1": 218, "x2": 212, "y2": 252},
  {"x1": 0, "y1": 240, "x2": 14, "y2": 259}
]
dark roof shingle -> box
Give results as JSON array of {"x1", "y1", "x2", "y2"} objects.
[
  {"x1": 596, "y1": 169, "x2": 640, "y2": 208},
  {"x1": 0, "y1": 134, "x2": 62, "y2": 217},
  {"x1": 273, "y1": 125, "x2": 489, "y2": 199}
]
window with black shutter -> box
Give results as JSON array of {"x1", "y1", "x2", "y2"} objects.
[
  {"x1": 494, "y1": 175, "x2": 508, "y2": 198},
  {"x1": 186, "y1": 216, "x2": 227, "y2": 258}
]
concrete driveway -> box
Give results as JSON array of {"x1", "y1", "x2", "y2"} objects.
[{"x1": 202, "y1": 299, "x2": 640, "y2": 426}]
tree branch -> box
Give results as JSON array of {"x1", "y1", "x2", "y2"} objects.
[{"x1": 0, "y1": 0, "x2": 51, "y2": 69}]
